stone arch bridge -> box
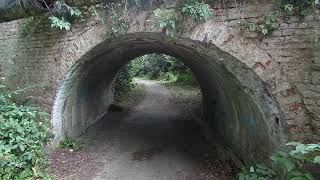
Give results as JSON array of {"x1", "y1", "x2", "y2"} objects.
[{"x1": 0, "y1": 0, "x2": 319, "y2": 161}]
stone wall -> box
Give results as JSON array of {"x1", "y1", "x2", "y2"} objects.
[
  {"x1": 0, "y1": 20, "x2": 106, "y2": 112},
  {"x1": 207, "y1": 0, "x2": 320, "y2": 141}
]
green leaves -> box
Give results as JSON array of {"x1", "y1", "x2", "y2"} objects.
[
  {"x1": 279, "y1": 0, "x2": 316, "y2": 16},
  {"x1": 70, "y1": 7, "x2": 82, "y2": 17},
  {"x1": 59, "y1": 138, "x2": 83, "y2": 151},
  {"x1": 153, "y1": 8, "x2": 177, "y2": 37},
  {"x1": 21, "y1": 1, "x2": 99, "y2": 34},
  {"x1": 238, "y1": 164, "x2": 276, "y2": 180},
  {"x1": 181, "y1": 0, "x2": 212, "y2": 21},
  {"x1": 49, "y1": 15, "x2": 72, "y2": 30},
  {"x1": 238, "y1": 142, "x2": 320, "y2": 180},
  {"x1": 0, "y1": 84, "x2": 51, "y2": 179},
  {"x1": 314, "y1": 156, "x2": 320, "y2": 164},
  {"x1": 113, "y1": 64, "x2": 135, "y2": 101},
  {"x1": 284, "y1": 4, "x2": 294, "y2": 13},
  {"x1": 244, "y1": 0, "x2": 316, "y2": 37},
  {"x1": 245, "y1": 14, "x2": 278, "y2": 37},
  {"x1": 153, "y1": 1, "x2": 212, "y2": 37}
]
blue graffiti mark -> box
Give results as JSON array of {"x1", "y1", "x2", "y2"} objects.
[
  {"x1": 243, "y1": 115, "x2": 256, "y2": 133},
  {"x1": 80, "y1": 81, "x2": 91, "y2": 99}
]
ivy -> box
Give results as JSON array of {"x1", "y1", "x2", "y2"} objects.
[
  {"x1": 0, "y1": 84, "x2": 52, "y2": 179},
  {"x1": 180, "y1": 0, "x2": 212, "y2": 21}
]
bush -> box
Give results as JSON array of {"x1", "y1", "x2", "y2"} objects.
[
  {"x1": 238, "y1": 142, "x2": 320, "y2": 180},
  {"x1": 159, "y1": 72, "x2": 178, "y2": 82},
  {"x1": 181, "y1": 0, "x2": 212, "y2": 21},
  {"x1": 113, "y1": 54, "x2": 198, "y2": 102},
  {"x1": 113, "y1": 65, "x2": 135, "y2": 102},
  {"x1": 0, "y1": 85, "x2": 52, "y2": 179},
  {"x1": 245, "y1": 14, "x2": 278, "y2": 36},
  {"x1": 130, "y1": 53, "x2": 197, "y2": 84}
]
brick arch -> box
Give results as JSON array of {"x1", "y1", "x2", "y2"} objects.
[
  {"x1": 52, "y1": 30, "x2": 292, "y2": 161},
  {"x1": 55, "y1": 21, "x2": 312, "y2": 143},
  {"x1": 0, "y1": 0, "x2": 317, "y2": 163}
]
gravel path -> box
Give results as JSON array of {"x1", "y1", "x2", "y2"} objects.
[{"x1": 49, "y1": 79, "x2": 238, "y2": 180}]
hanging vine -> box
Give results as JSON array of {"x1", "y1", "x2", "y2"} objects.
[{"x1": 20, "y1": 0, "x2": 99, "y2": 35}]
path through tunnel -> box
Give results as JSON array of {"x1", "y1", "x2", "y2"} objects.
[{"x1": 51, "y1": 33, "x2": 287, "y2": 174}]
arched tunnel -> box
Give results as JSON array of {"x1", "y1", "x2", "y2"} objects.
[{"x1": 52, "y1": 32, "x2": 287, "y2": 162}]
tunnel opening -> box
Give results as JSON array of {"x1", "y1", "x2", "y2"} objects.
[
  {"x1": 52, "y1": 32, "x2": 287, "y2": 165},
  {"x1": 112, "y1": 53, "x2": 200, "y2": 105}
]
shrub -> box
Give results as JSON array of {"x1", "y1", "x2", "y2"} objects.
[
  {"x1": 159, "y1": 72, "x2": 178, "y2": 82},
  {"x1": 245, "y1": 14, "x2": 278, "y2": 37},
  {"x1": 113, "y1": 65, "x2": 135, "y2": 102},
  {"x1": 0, "y1": 85, "x2": 52, "y2": 179},
  {"x1": 181, "y1": 0, "x2": 212, "y2": 21},
  {"x1": 21, "y1": 1, "x2": 98, "y2": 35},
  {"x1": 129, "y1": 54, "x2": 197, "y2": 85},
  {"x1": 59, "y1": 138, "x2": 83, "y2": 151},
  {"x1": 238, "y1": 142, "x2": 320, "y2": 180}
]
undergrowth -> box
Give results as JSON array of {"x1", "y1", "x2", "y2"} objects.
[
  {"x1": 0, "y1": 84, "x2": 52, "y2": 179},
  {"x1": 59, "y1": 138, "x2": 83, "y2": 152},
  {"x1": 238, "y1": 142, "x2": 320, "y2": 180}
]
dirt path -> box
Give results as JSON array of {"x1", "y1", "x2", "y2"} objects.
[{"x1": 49, "y1": 79, "x2": 238, "y2": 180}]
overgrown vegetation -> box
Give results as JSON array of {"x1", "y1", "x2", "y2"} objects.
[
  {"x1": 244, "y1": 0, "x2": 317, "y2": 37},
  {"x1": 59, "y1": 138, "x2": 83, "y2": 152},
  {"x1": 277, "y1": 0, "x2": 316, "y2": 16},
  {"x1": 238, "y1": 142, "x2": 320, "y2": 180},
  {"x1": 113, "y1": 53, "x2": 198, "y2": 102},
  {"x1": 153, "y1": 8, "x2": 177, "y2": 37},
  {"x1": 16, "y1": 0, "x2": 318, "y2": 38},
  {"x1": 0, "y1": 85, "x2": 52, "y2": 179},
  {"x1": 245, "y1": 14, "x2": 278, "y2": 36},
  {"x1": 20, "y1": 0, "x2": 131, "y2": 37},
  {"x1": 130, "y1": 54, "x2": 197, "y2": 85},
  {"x1": 21, "y1": 0, "x2": 98, "y2": 35},
  {"x1": 153, "y1": 0, "x2": 212, "y2": 36},
  {"x1": 180, "y1": 0, "x2": 212, "y2": 21},
  {"x1": 113, "y1": 65, "x2": 135, "y2": 102},
  {"x1": 104, "y1": 0, "x2": 130, "y2": 38}
]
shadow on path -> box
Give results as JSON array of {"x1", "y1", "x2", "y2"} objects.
[{"x1": 50, "y1": 79, "x2": 238, "y2": 180}]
